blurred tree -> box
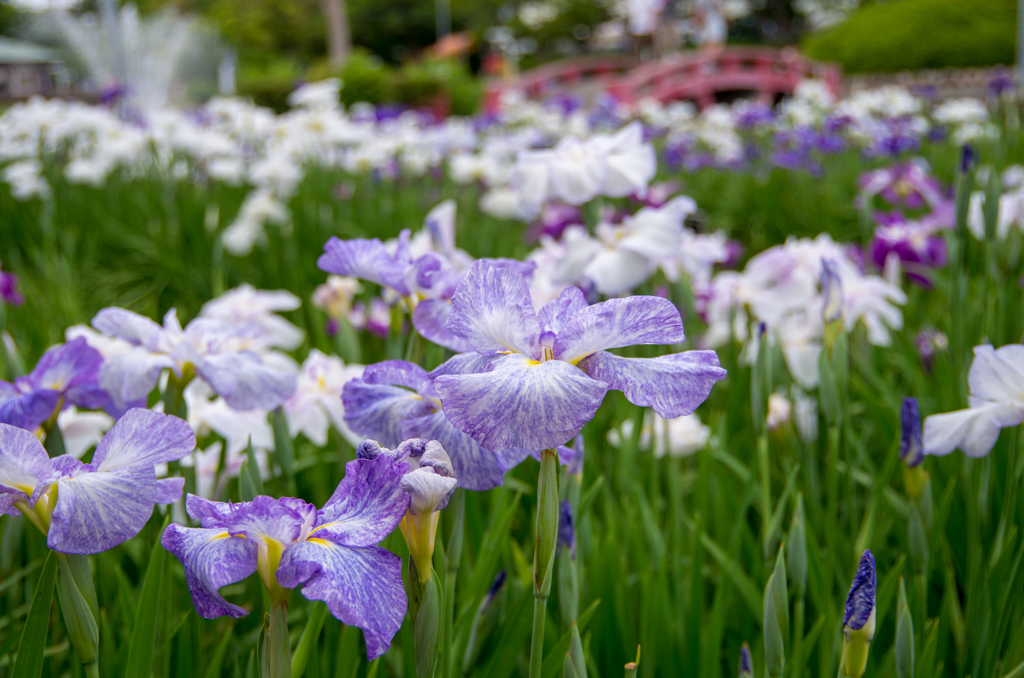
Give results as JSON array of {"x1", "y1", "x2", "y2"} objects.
[{"x1": 0, "y1": 0, "x2": 24, "y2": 36}]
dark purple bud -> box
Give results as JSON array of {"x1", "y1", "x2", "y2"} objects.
[
  {"x1": 738, "y1": 642, "x2": 753, "y2": 677},
  {"x1": 900, "y1": 398, "x2": 924, "y2": 468},
  {"x1": 325, "y1": 317, "x2": 339, "y2": 337},
  {"x1": 844, "y1": 550, "x2": 876, "y2": 632},
  {"x1": 960, "y1": 144, "x2": 974, "y2": 174},
  {"x1": 478, "y1": 569, "x2": 507, "y2": 615},
  {"x1": 558, "y1": 500, "x2": 576, "y2": 560}
]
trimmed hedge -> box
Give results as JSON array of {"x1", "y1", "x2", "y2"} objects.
[{"x1": 803, "y1": 0, "x2": 1016, "y2": 74}]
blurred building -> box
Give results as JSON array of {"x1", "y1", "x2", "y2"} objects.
[{"x1": 0, "y1": 37, "x2": 64, "y2": 102}]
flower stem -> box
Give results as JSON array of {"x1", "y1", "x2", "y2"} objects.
[
  {"x1": 443, "y1": 489, "x2": 464, "y2": 678},
  {"x1": 529, "y1": 592, "x2": 548, "y2": 678},
  {"x1": 529, "y1": 449, "x2": 559, "y2": 678},
  {"x1": 758, "y1": 432, "x2": 771, "y2": 561}
]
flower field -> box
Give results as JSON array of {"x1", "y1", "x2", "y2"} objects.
[{"x1": 1, "y1": 80, "x2": 1023, "y2": 678}]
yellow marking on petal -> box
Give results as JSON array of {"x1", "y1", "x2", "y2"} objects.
[
  {"x1": 524, "y1": 359, "x2": 541, "y2": 367},
  {"x1": 307, "y1": 537, "x2": 331, "y2": 546},
  {"x1": 211, "y1": 532, "x2": 245, "y2": 540}
]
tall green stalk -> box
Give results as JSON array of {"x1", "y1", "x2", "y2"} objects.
[{"x1": 530, "y1": 449, "x2": 559, "y2": 678}]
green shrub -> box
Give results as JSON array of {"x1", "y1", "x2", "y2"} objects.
[
  {"x1": 803, "y1": 0, "x2": 1016, "y2": 73},
  {"x1": 337, "y1": 50, "x2": 393, "y2": 105}
]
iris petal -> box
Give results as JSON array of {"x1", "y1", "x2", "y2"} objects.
[
  {"x1": 446, "y1": 261, "x2": 542, "y2": 358},
  {"x1": 91, "y1": 408, "x2": 196, "y2": 472},
  {"x1": 276, "y1": 541, "x2": 406, "y2": 661},
  {"x1": 434, "y1": 353, "x2": 608, "y2": 451},
  {"x1": 315, "y1": 456, "x2": 410, "y2": 548},
  {"x1": 49, "y1": 464, "x2": 158, "y2": 554},
  {"x1": 553, "y1": 296, "x2": 686, "y2": 365},
  {"x1": 578, "y1": 350, "x2": 726, "y2": 419},
  {"x1": 161, "y1": 524, "x2": 258, "y2": 618}
]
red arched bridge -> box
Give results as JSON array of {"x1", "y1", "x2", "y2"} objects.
[{"x1": 485, "y1": 47, "x2": 842, "y2": 113}]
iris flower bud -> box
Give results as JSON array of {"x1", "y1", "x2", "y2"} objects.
[
  {"x1": 841, "y1": 550, "x2": 876, "y2": 678},
  {"x1": 738, "y1": 642, "x2": 753, "y2": 678},
  {"x1": 397, "y1": 440, "x2": 458, "y2": 585},
  {"x1": 895, "y1": 577, "x2": 914, "y2": 678},
  {"x1": 764, "y1": 545, "x2": 788, "y2": 677}
]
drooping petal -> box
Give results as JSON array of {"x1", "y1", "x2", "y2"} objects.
[
  {"x1": 401, "y1": 412, "x2": 510, "y2": 490},
  {"x1": 434, "y1": 353, "x2": 608, "y2": 451},
  {"x1": 91, "y1": 408, "x2": 196, "y2": 472},
  {"x1": 0, "y1": 424, "x2": 53, "y2": 513},
  {"x1": 537, "y1": 286, "x2": 589, "y2": 335},
  {"x1": 92, "y1": 307, "x2": 166, "y2": 348},
  {"x1": 553, "y1": 296, "x2": 686, "y2": 365},
  {"x1": 99, "y1": 347, "x2": 176, "y2": 411},
  {"x1": 314, "y1": 456, "x2": 410, "y2": 548},
  {"x1": 161, "y1": 524, "x2": 258, "y2": 618},
  {"x1": 401, "y1": 468, "x2": 458, "y2": 515},
  {"x1": 446, "y1": 261, "x2": 541, "y2": 358},
  {"x1": 578, "y1": 350, "x2": 726, "y2": 419},
  {"x1": 968, "y1": 344, "x2": 1024, "y2": 406},
  {"x1": 197, "y1": 351, "x2": 297, "y2": 411},
  {"x1": 923, "y1": 402, "x2": 1024, "y2": 458},
  {"x1": 48, "y1": 463, "x2": 159, "y2": 553},
  {"x1": 412, "y1": 300, "x2": 476, "y2": 353},
  {"x1": 276, "y1": 541, "x2": 406, "y2": 661},
  {"x1": 342, "y1": 381, "x2": 436, "y2": 448},
  {"x1": 317, "y1": 237, "x2": 410, "y2": 296},
  {"x1": 0, "y1": 387, "x2": 60, "y2": 431},
  {"x1": 363, "y1": 360, "x2": 434, "y2": 395}
]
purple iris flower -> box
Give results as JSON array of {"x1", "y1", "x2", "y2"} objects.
[
  {"x1": 162, "y1": 452, "x2": 409, "y2": 660},
  {"x1": 342, "y1": 359, "x2": 524, "y2": 491},
  {"x1": 0, "y1": 337, "x2": 108, "y2": 431},
  {"x1": 858, "y1": 160, "x2": 946, "y2": 211},
  {"x1": 317, "y1": 215, "x2": 535, "y2": 352},
  {"x1": 557, "y1": 500, "x2": 575, "y2": 559},
  {"x1": 92, "y1": 308, "x2": 297, "y2": 412},
  {"x1": 869, "y1": 214, "x2": 949, "y2": 287},
  {"x1": 526, "y1": 202, "x2": 583, "y2": 242},
  {"x1": 0, "y1": 267, "x2": 23, "y2": 307},
  {"x1": 0, "y1": 408, "x2": 194, "y2": 553},
  {"x1": 432, "y1": 261, "x2": 727, "y2": 452}
]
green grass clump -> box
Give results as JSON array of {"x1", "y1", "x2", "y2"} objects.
[{"x1": 803, "y1": 0, "x2": 1016, "y2": 73}]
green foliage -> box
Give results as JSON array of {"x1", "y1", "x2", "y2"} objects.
[{"x1": 803, "y1": 0, "x2": 1016, "y2": 73}]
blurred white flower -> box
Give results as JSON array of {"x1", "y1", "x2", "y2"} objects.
[{"x1": 284, "y1": 349, "x2": 364, "y2": 446}]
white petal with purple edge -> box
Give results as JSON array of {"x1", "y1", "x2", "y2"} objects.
[
  {"x1": 314, "y1": 457, "x2": 410, "y2": 548},
  {"x1": 412, "y1": 300, "x2": 476, "y2": 353},
  {"x1": 49, "y1": 464, "x2": 159, "y2": 554},
  {"x1": 446, "y1": 261, "x2": 542, "y2": 358},
  {"x1": 92, "y1": 408, "x2": 196, "y2": 472},
  {"x1": 554, "y1": 296, "x2": 686, "y2": 365},
  {"x1": 197, "y1": 351, "x2": 297, "y2": 411},
  {"x1": 161, "y1": 524, "x2": 258, "y2": 618},
  {"x1": 434, "y1": 353, "x2": 608, "y2": 451},
  {"x1": 276, "y1": 541, "x2": 406, "y2": 661},
  {"x1": 923, "y1": 402, "x2": 1024, "y2": 458},
  {"x1": 401, "y1": 412, "x2": 509, "y2": 491},
  {"x1": 578, "y1": 350, "x2": 727, "y2": 419}
]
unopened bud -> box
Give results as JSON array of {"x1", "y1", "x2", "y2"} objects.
[
  {"x1": 738, "y1": 642, "x2": 753, "y2": 678},
  {"x1": 841, "y1": 550, "x2": 876, "y2": 678},
  {"x1": 787, "y1": 495, "x2": 807, "y2": 600}
]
